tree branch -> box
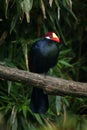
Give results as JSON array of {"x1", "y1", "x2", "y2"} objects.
[{"x1": 0, "y1": 65, "x2": 87, "y2": 97}]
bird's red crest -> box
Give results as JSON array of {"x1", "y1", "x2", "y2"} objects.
[{"x1": 45, "y1": 32, "x2": 53, "y2": 37}]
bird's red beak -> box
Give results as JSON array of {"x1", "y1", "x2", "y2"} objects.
[{"x1": 50, "y1": 37, "x2": 60, "y2": 43}]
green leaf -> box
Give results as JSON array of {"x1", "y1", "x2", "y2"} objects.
[
  {"x1": 7, "y1": 81, "x2": 12, "y2": 94},
  {"x1": 61, "y1": 0, "x2": 77, "y2": 21},
  {"x1": 55, "y1": 18, "x2": 67, "y2": 45},
  {"x1": 81, "y1": 66, "x2": 87, "y2": 72},
  {"x1": 41, "y1": 0, "x2": 46, "y2": 19},
  {"x1": 54, "y1": 0, "x2": 60, "y2": 7},
  {"x1": 62, "y1": 97, "x2": 69, "y2": 107},
  {"x1": 10, "y1": 15, "x2": 19, "y2": 33},
  {"x1": 21, "y1": 0, "x2": 33, "y2": 12},
  {"x1": 21, "y1": 0, "x2": 33, "y2": 22},
  {"x1": 34, "y1": 114, "x2": 44, "y2": 125},
  {"x1": 12, "y1": 118, "x2": 18, "y2": 130},
  {"x1": 22, "y1": 105, "x2": 29, "y2": 118},
  {"x1": 59, "y1": 60, "x2": 73, "y2": 67},
  {"x1": 5, "y1": 0, "x2": 9, "y2": 18},
  {"x1": 56, "y1": 96, "x2": 62, "y2": 115},
  {"x1": 59, "y1": 49, "x2": 71, "y2": 55}
]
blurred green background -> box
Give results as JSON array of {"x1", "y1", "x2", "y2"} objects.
[{"x1": 0, "y1": 0, "x2": 87, "y2": 130}]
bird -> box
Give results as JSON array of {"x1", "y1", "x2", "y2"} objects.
[{"x1": 29, "y1": 32, "x2": 60, "y2": 114}]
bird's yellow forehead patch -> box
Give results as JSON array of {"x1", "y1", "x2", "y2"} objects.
[{"x1": 53, "y1": 33, "x2": 58, "y2": 38}]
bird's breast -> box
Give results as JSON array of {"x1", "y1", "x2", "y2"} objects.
[{"x1": 29, "y1": 39, "x2": 59, "y2": 73}]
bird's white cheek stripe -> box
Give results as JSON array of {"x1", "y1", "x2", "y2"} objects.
[{"x1": 45, "y1": 36, "x2": 50, "y2": 39}]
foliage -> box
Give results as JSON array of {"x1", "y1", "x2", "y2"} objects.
[{"x1": 0, "y1": 0, "x2": 87, "y2": 130}]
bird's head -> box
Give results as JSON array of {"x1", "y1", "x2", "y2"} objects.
[{"x1": 45, "y1": 32, "x2": 60, "y2": 43}]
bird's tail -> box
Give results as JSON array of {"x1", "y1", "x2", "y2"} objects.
[{"x1": 30, "y1": 87, "x2": 48, "y2": 114}]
